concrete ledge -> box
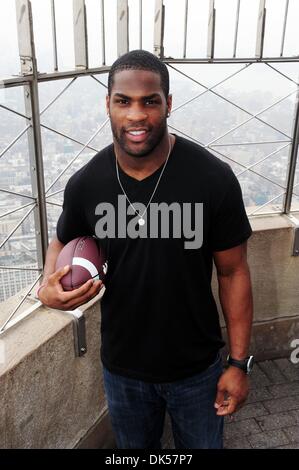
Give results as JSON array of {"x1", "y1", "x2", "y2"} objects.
[
  {"x1": 249, "y1": 213, "x2": 294, "y2": 231},
  {"x1": 0, "y1": 291, "x2": 115, "y2": 449}
]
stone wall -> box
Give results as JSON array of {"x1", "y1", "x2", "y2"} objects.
[{"x1": 0, "y1": 292, "x2": 115, "y2": 449}]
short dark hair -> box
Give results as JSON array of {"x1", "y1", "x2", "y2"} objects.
[{"x1": 108, "y1": 50, "x2": 169, "y2": 98}]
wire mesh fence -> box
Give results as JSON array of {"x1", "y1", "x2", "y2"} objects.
[{"x1": 0, "y1": 0, "x2": 299, "y2": 330}]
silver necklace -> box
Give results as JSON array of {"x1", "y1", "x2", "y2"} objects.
[{"x1": 115, "y1": 136, "x2": 172, "y2": 226}]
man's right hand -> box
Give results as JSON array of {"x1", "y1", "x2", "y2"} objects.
[{"x1": 37, "y1": 265, "x2": 104, "y2": 311}]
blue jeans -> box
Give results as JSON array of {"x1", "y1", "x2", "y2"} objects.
[{"x1": 102, "y1": 354, "x2": 224, "y2": 449}]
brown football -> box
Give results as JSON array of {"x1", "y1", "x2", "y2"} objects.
[{"x1": 55, "y1": 236, "x2": 107, "y2": 291}]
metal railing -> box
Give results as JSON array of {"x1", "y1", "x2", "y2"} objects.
[{"x1": 0, "y1": 0, "x2": 299, "y2": 332}]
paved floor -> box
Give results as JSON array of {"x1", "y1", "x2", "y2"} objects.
[{"x1": 162, "y1": 358, "x2": 299, "y2": 449}]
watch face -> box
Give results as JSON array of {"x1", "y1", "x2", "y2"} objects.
[
  {"x1": 246, "y1": 356, "x2": 254, "y2": 373},
  {"x1": 227, "y1": 355, "x2": 255, "y2": 374}
]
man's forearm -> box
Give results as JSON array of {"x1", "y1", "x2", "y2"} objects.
[
  {"x1": 217, "y1": 265, "x2": 253, "y2": 360},
  {"x1": 41, "y1": 237, "x2": 65, "y2": 283}
]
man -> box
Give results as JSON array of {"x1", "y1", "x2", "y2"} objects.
[{"x1": 38, "y1": 50, "x2": 253, "y2": 449}]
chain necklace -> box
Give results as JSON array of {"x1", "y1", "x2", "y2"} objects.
[{"x1": 115, "y1": 136, "x2": 172, "y2": 226}]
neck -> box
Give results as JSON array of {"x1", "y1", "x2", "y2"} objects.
[{"x1": 114, "y1": 133, "x2": 174, "y2": 181}]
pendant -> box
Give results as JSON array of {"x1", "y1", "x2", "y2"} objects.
[{"x1": 138, "y1": 218, "x2": 145, "y2": 226}]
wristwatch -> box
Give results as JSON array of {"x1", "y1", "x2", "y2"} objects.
[{"x1": 227, "y1": 354, "x2": 254, "y2": 375}]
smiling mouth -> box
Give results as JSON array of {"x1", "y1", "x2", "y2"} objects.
[
  {"x1": 128, "y1": 130, "x2": 147, "y2": 136},
  {"x1": 125, "y1": 129, "x2": 149, "y2": 142}
]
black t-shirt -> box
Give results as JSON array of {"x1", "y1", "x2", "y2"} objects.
[{"x1": 57, "y1": 135, "x2": 252, "y2": 382}]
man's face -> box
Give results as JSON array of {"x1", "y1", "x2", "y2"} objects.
[{"x1": 106, "y1": 69, "x2": 172, "y2": 157}]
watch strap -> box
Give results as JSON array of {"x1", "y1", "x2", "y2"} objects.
[{"x1": 227, "y1": 355, "x2": 254, "y2": 374}]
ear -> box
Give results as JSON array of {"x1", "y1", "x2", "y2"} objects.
[
  {"x1": 167, "y1": 94, "x2": 172, "y2": 116},
  {"x1": 106, "y1": 95, "x2": 110, "y2": 115}
]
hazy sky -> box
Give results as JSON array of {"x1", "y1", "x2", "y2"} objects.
[{"x1": 1, "y1": 0, "x2": 299, "y2": 79}]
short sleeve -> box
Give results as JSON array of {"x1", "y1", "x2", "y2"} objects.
[
  {"x1": 210, "y1": 170, "x2": 252, "y2": 251},
  {"x1": 56, "y1": 177, "x2": 89, "y2": 244}
]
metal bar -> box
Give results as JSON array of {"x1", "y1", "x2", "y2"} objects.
[
  {"x1": 207, "y1": 0, "x2": 215, "y2": 59},
  {"x1": 117, "y1": 0, "x2": 129, "y2": 57},
  {"x1": 171, "y1": 64, "x2": 250, "y2": 114},
  {"x1": 45, "y1": 199, "x2": 62, "y2": 207},
  {"x1": 63, "y1": 309, "x2": 87, "y2": 356},
  {"x1": 40, "y1": 78, "x2": 77, "y2": 115},
  {"x1": 0, "y1": 187, "x2": 35, "y2": 200},
  {"x1": 211, "y1": 139, "x2": 291, "y2": 147},
  {"x1": 249, "y1": 191, "x2": 286, "y2": 216},
  {"x1": 40, "y1": 123, "x2": 99, "y2": 153},
  {"x1": 51, "y1": 0, "x2": 58, "y2": 71},
  {"x1": 154, "y1": 0, "x2": 165, "y2": 58},
  {"x1": 24, "y1": 80, "x2": 49, "y2": 268},
  {"x1": 183, "y1": 0, "x2": 189, "y2": 59},
  {"x1": 164, "y1": 56, "x2": 299, "y2": 64},
  {"x1": 210, "y1": 145, "x2": 292, "y2": 194},
  {"x1": 0, "y1": 266, "x2": 40, "y2": 271},
  {"x1": 139, "y1": 0, "x2": 143, "y2": 49},
  {"x1": 168, "y1": 123, "x2": 204, "y2": 145},
  {"x1": 0, "y1": 126, "x2": 31, "y2": 160},
  {"x1": 249, "y1": 210, "x2": 286, "y2": 218},
  {"x1": 169, "y1": 120, "x2": 240, "y2": 165},
  {"x1": 37, "y1": 65, "x2": 110, "y2": 82},
  {"x1": 72, "y1": 309, "x2": 87, "y2": 356},
  {"x1": 0, "y1": 204, "x2": 36, "y2": 250},
  {"x1": 236, "y1": 143, "x2": 291, "y2": 178},
  {"x1": 90, "y1": 74, "x2": 108, "y2": 89},
  {"x1": 283, "y1": 91, "x2": 299, "y2": 213},
  {"x1": 207, "y1": 144, "x2": 247, "y2": 171},
  {"x1": 3, "y1": 57, "x2": 299, "y2": 90},
  {"x1": 73, "y1": 0, "x2": 88, "y2": 69},
  {"x1": 0, "y1": 275, "x2": 42, "y2": 333},
  {"x1": 0, "y1": 202, "x2": 35, "y2": 219},
  {"x1": 255, "y1": 0, "x2": 266, "y2": 59},
  {"x1": 2, "y1": 57, "x2": 299, "y2": 90},
  {"x1": 292, "y1": 226, "x2": 299, "y2": 256},
  {"x1": 45, "y1": 118, "x2": 109, "y2": 194},
  {"x1": 15, "y1": 0, "x2": 34, "y2": 75},
  {"x1": 8, "y1": 65, "x2": 109, "y2": 86},
  {"x1": 280, "y1": 0, "x2": 289, "y2": 57},
  {"x1": 266, "y1": 62, "x2": 299, "y2": 87},
  {"x1": 233, "y1": 0, "x2": 241, "y2": 58},
  {"x1": 208, "y1": 142, "x2": 258, "y2": 169},
  {"x1": 0, "y1": 77, "x2": 31, "y2": 88},
  {"x1": 46, "y1": 188, "x2": 66, "y2": 198},
  {"x1": 0, "y1": 300, "x2": 42, "y2": 336},
  {"x1": 0, "y1": 104, "x2": 29, "y2": 120},
  {"x1": 101, "y1": 0, "x2": 106, "y2": 65},
  {"x1": 16, "y1": 0, "x2": 49, "y2": 270}
]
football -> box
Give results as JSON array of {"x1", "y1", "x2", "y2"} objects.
[{"x1": 55, "y1": 236, "x2": 107, "y2": 291}]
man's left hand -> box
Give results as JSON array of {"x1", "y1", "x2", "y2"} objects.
[{"x1": 214, "y1": 366, "x2": 249, "y2": 416}]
